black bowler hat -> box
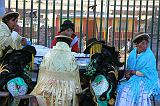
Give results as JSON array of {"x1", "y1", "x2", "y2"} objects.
[
  {"x1": 84, "y1": 38, "x2": 105, "y2": 54},
  {"x1": 59, "y1": 20, "x2": 75, "y2": 33},
  {"x1": 1, "y1": 45, "x2": 36, "y2": 67},
  {"x1": 22, "y1": 45, "x2": 37, "y2": 56},
  {"x1": 55, "y1": 35, "x2": 73, "y2": 45}
]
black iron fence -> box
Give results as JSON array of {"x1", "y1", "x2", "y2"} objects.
[{"x1": 5, "y1": 0, "x2": 160, "y2": 71}]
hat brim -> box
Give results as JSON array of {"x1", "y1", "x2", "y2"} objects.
[
  {"x1": 55, "y1": 35, "x2": 72, "y2": 39},
  {"x1": 84, "y1": 41, "x2": 104, "y2": 54},
  {"x1": 55, "y1": 35, "x2": 73, "y2": 41},
  {"x1": 2, "y1": 12, "x2": 19, "y2": 20},
  {"x1": 132, "y1": 33, "x2": 150, "y2": 43}
]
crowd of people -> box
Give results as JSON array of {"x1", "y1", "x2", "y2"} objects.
[{"x1": 0, "y1": 10, "x2": 160, "y2": 106}]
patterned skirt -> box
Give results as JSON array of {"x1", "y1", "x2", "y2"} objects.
[{"x1": 115, "y1": 80, "x2": 152, "y2": 106}]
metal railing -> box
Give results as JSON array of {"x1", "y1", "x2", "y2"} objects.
[{"x1": 5, "y1": 0, "x2": 160, "y2": 71}]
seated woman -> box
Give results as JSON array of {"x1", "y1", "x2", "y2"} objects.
[
  {"x1": 31, "y1": 35, "x2": 81, "y2": 106},
  {"x1": 115, "y1": 33, "x2": 160, "y2": 106},
  {"x1": 0, "y1": 10, "x2": 27, "y2": 59},
  {"x1": 50, "y1": 20, "x2": 80, "y2": 52},
  {"x1": 0, "y1": 45, "x2": 36, "y2": 97}
]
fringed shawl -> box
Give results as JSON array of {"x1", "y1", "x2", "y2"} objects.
[
  {"x1": 0, "y1": 22, "x2": 22, "y2": 57},
  {"x1": 117, "y1": 47, "x2": 159, "y2": 103},
  {"x1": 31, "y1": 42, "x2": 82, "y2": 106},
  {"x1": 0, "y1": 22, "x2": 14, "y2": 48},
  {"x1": 126, "y1": 47, "x2": 158, "y2": 92}
]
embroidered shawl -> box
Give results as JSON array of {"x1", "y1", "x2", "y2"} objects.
[
  {"x1": 31, "y1": 42, "x2": 81, "y2": 106},
  {"x1": 0, "y1": 22, "x2": 22, "y2": 57}
]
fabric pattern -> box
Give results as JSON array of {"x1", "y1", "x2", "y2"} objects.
[
  {"x1": 91, "y1": 75, "x2": 109, "y2": 96},
  {"x1": 115, "y1": 47, "x2": 159, "y2": 106},
  {"x1": 31, "y1": 41, "x2": 81, "y2": 106},
  {"x1": 0, "y1": 22, "x2": 22, "y2": 58},
  {"x1": 7, "y1": 77, "x2": 28, "y2": 96},
  {"x1": 116, "y1": 80, "x2": 152, "y2": 106}
]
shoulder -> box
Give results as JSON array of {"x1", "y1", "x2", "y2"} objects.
[
  {"x1": 0, "y1": 23, "x2": 11, "y2": 35},
  {"x1": 129, "y1": 48, "x2": 136, "y2": 55},
  {"x1": 0, "y1": 23, "x2": 8, "y2": 30},
  {"x1": 146, "y1": 47, "x2": 155, "y2": 58},
  {"x1": 50, "y1": 37, "x2": 57, "y2": 48}
]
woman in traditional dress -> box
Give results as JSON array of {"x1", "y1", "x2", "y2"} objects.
[
  {"x1": 0, "y1": 10, "x2": 27, "y2": 59},
  {"x1": 31, "y1": 35, "x2": 81, "y2": 106},
  {"x1": 50, "y1": 20, "x2": 79, "y2": 53},
  {"x1": 115, "y1": 33, "x2": 160, "y2": 106}
]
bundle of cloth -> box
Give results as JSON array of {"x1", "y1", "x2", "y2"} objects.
[{"x1": 0, "y1": 45, "x2": 36, "y2": 98}]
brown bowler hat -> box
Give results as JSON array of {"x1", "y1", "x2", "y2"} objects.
[{"x1": 132, "y1": 33, "x2": 150, "y2": 44}]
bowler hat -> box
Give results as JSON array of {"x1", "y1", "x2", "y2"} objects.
[
  {"x1": 84, "y1": 38, "x2": 105, "y2": 54},
  {"x1": 2, "y1": 11, "x2": 19, "y2": 22},
  {"x1": 55, "y1": 35, "x2": 73, "y2": 45},
  {"x1": 59, "y1": 20, "x2": 75, "y2": 33},
  {"x1": 132, "y1": 33, "x2": 150, "y2": 44},
  {"x1": 22, "y1": 45, "x2": 37, "y2": 56}
]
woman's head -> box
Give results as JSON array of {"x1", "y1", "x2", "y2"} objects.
[
  {"x1": 133, "y1": 33, "x2": 150, "y2": 53},
  {"x1": 59, "y1": 20, "x2": 75, "y2": 36},
  {"x1": 2, "y1": 11, "x2": 19, "y2": 30}
]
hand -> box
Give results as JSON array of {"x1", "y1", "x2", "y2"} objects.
[
  {"x1": 124, "y1": 71, "x2": 131, "y2": 80},
  {"x1": 124, "y1": 70, "x2": 135, "y2": 80},
  {"x1": 129, "y1": 70, "x2": 136, "y2": 75},
  {"x1": 14, "y1": 25, "x2": 20, "y2": 33}
]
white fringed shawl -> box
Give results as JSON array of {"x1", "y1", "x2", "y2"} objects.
[
  {"x1": 0, "y1": 22, "x2": 22, "y2": 57},
  {"x1": 31, "y1": 42, "x2": 82, "y2": 106}
]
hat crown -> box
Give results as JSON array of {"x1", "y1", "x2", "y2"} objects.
[
  {"x1": 59, "y1": 20, "x2": 75, "y2": 33},
  {"x1": 4, "y1": 10, "x2": 19, "y2": 16},
  {"x1": 22, "y1": 45, "x2": 36, "y2": 56},
  {"x1": 63, "y1": 20, "x2": 74, "y2": 26},
  {"x1": 2, "y1": 10, "x2": 19, "y2": 22},
  {"x1": 133, "y1": 33, "x2": 150, "y2": 43}
]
